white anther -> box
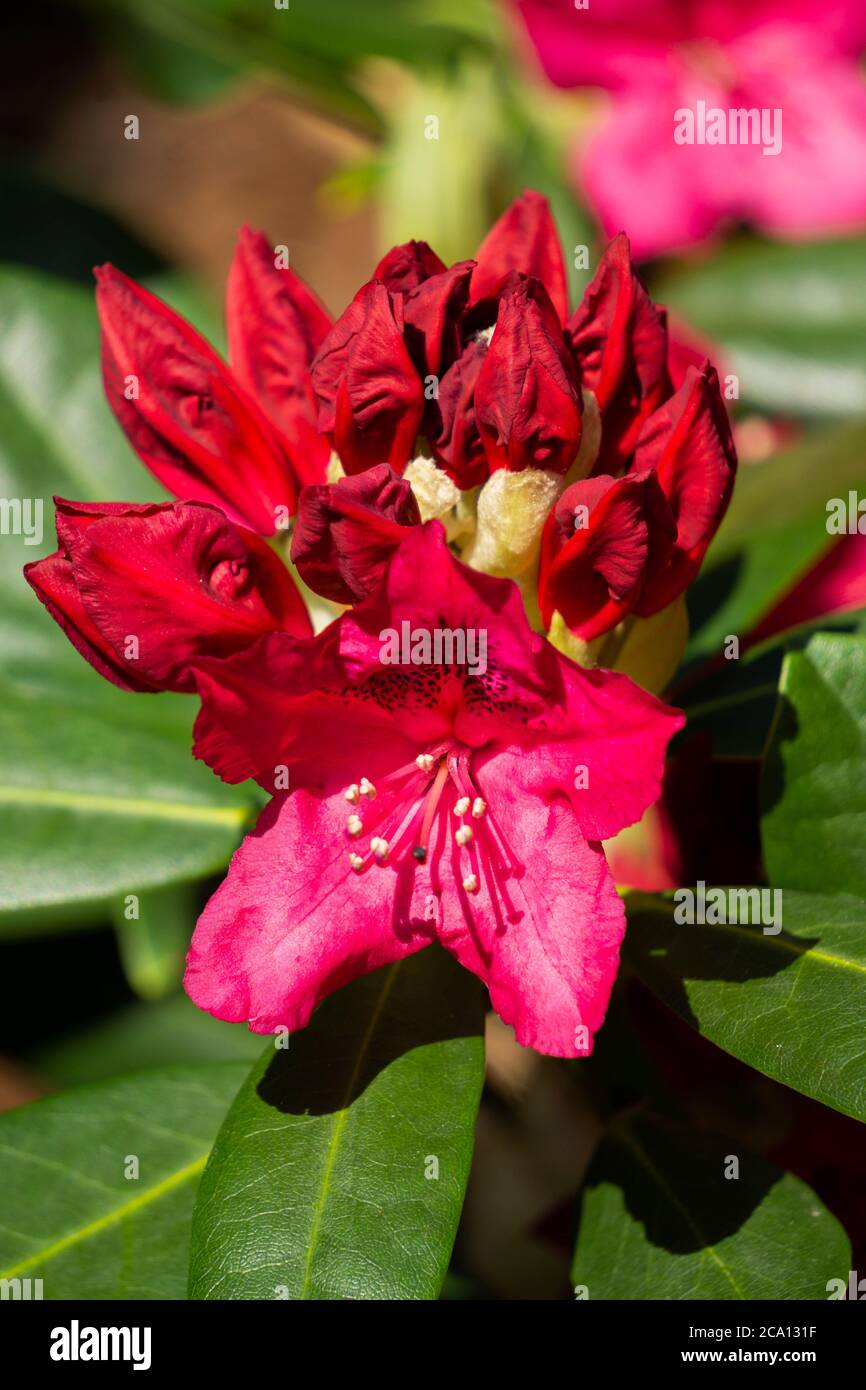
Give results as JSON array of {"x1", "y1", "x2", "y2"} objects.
[
  {"x1": 344, "y1": 784, "x2": 361, "y2": 804},
  {"x1": 462, "y1": 873, "x2": 479, "y2": 894},
  {"x1": 416, "y1": 753, "x2": 435, "y2": 774},
  {"x1": 471, "y1": 798, "x2": 487, "y2": 819},
  {"x1": 346, "y1": 813, "x2": 363, "y2": 837},
  {"x1": 359, "y1": 777, "x2": 377, "y2": 800},
  {"x1": 455, "y1": 825, "x2": 473, "y2": 847},
  {"x1": 454, "y1": 796, "x2": 470, "y2": 817},
  {"x1": 370, "y1": 836, "x2": 389, "y2": 862},
  {"x1": 348, "y1": 853, "x2": 364, "y2": 872}
]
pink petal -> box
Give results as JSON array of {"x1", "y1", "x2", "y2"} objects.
[
  {"x1": 184, "y1": 789, "x2": 434, "y2": 1032},
  {"x1": 438, "y1": 748, "x2": 626, "y2": 1055}
]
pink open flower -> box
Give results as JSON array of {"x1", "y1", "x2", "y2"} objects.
[
  {"x1": 515, "y1": 0, "x2": 866, "y2": 257},
  {"x1": 185, "y1": 522, "x2": 683, "y2": 1056}
]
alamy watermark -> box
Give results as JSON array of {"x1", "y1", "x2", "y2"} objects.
[
  {"x1": 0, "y1": 497, "x2": 42, "y2": 546},
  {"x1": 673, "y1": 881, "x2": 783, "y2": 934},
  {"x1": 379, "y1": 621, "x2": 488, "y2": 677},
  {"x1": 674, "y1": 100, "x2": 782, "y2": 157}
]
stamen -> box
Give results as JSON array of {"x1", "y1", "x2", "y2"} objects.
[
  {"x1": 471, "y1": 798, "x2": 487, "y2": 819},
  {"x1": 455, "y1": 825, "x2": 473, "y2": 847},
  {"x1": 344, "y1": 784, "x2": 360, "y2": 804},
  {"x1": 346, "y1": 813, "x2": 363, "y2": 837},
  {"x1": 359, "y1": 777, "x2": 377, "y2": 800},
  {"x1": 454, "y1": 796, "x2": 470, "y2": 817},
  {"x1": 416, "y1": 753, "x2": 435, "y2": 774},
  {"x1": 412, "y1": 757, "x2": 450, "y2": 861},
  {"x1": 462, "y1": 873, "x2": 479, "y2": 894},
  {"x1": 348, "y1": 852, "x2": 364, "y2": 872},
  {"x1": 370, "y1": 836, "x2": 389, "y2": 862}
]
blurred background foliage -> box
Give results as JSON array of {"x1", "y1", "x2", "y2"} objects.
[{"x1": 0, "y1": 0, "x2": 865, "y2": 1300}]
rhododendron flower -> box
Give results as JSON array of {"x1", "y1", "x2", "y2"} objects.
[
  {"x1": 514, "y1": 0, "x2": 866, "y2": 257},
  {"x1": 290, "y1": 464, "x2": 421, "y2": 605},
  {"x1": 90, "y1": 193, "x2": 723, "y2": 641},
  {"x1": 475, "y1": 274, "x2": 583, "y2": 474},
  {"x1": 185, "y1": 522, "x2": 683, "y2": 1055},
  {"x1": 539, "y1": 363, "x2": 736, "y2": 640},
  {"x1": 25, "y1": 498, "x2": 311, "y2": 693},
  {"x1": 311, "y1": 190, "x2": 635, "y2": 490},
  {"x1": 95, "y1": 228, "x2": 332, "y2": 535}
]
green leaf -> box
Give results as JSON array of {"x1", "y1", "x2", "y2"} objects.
[
  {"x1": 29, "y1": 995, "x2": 263, "y2": 1088},
  {"x1": 573, "y1": 1113, "x2": 850, "y2": 1300},
  {"x1": 0, "y1": 686, "x2": 252, "y2": 923},
  {"x1": 624, "y1": 890, "x2": 866, "y2": 1123},
  {"x1": 189, "y1": 949, "x2": 485, "y2": 1300},
  {"x1": 654, "y1": 236, "x2": 866, "y2": 416},
  {"x1": 762, "y1": 633, "x2": 866, "y2": 898},
  {"x1": 110, "y1": 883, "x2": 198, "y2": 1001},
  {"x1": 0, "y1": 1064, "x2": 246, "y2": 1299},
  {"x1": 677, "y1": 609, "x2": 866, "y2": 759}
]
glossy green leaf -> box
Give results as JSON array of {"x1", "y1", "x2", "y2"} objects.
[
  {"x1": 189, "y1": 949, "x2": 485, "y2": 1300},
  {"x1": 624, "y1": 890, "x2": 866, "y2": 1122},
  {"x1": 655, "y1": 236, "x2": 866, "y2": 416},
  {"x1": 0, "y1": 687, "x2": 252, "y2": 923},
  {"x1": 0, "y1": 1064, "x2": 246, "y2": 1299},
  {"x1": 30, "y1": 995, "x2": 263, "y2": 1088},
  {"x1": 573, "y1": 1113, "x2": 850, "y2": 1300},
  {"x1": 762, "y1": 633, "x2": 866, "y2": 897},
  {"x1": 677, "y1": 609, "x2": 866, "y2": 759},
  {"x1": 110, "y1": 883, "x2": 199, "y2": 1001}
]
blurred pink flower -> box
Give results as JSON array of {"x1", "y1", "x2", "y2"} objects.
[{"x1": 515, "y1": 0, "x2": 866, "y2": 257}]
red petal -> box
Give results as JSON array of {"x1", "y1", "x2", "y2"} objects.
[
  {"x1": 41, "y1": 498, "x2": 310, "y2": 693},
  {"x1": 633, "y1": 363, "x2": 737, "y2": 613},
  {"x1": 311, "y1": 281, "x2": 425, "y2": 475},
  {"x1": 226, "y1": 227, "x2": 332, "y2": 486},
  {"x1": 567, "y1": 233, "x2": 671, "y2": 469},
  {"x1": 95, "y1": 264, "x2": 297, "y2": 534},
  {"x1": 475, "y1": 274, "x2": 582, "y2": 474},
  {"x1": 291, "y1": 464, "x2": 421, "y2": 605},
  {"x1": 24, "y1": 548, "x2": 154, "y2": 692},
  {"x1": 372, "y1": 240, "x2": 446, "y2": 294},
  {"x1": 538, "y1": 470, "x2": 675, "y2": 638},
  {"x1": 402, "y1": 259, "x2": 474, "y2": 379},
  {"x1": 433, "y1": 338, "x2": 490, "y2": 490},
  {"x1": 471, "y1": 190, "x2": 569, "y2": 325}
]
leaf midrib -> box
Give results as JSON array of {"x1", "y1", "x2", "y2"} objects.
[
  {"x1": 298, "y1": 962, "x2": 401, "y2": 1300},
  {"x1": 617, "y1": 1124, "x2": 747, "y2": 1300},
  {"x1": 0, "y1": 784, "x2": 247, "y2": 826},
  {"x1": 0, "y1": 1153, "x2": 208, "y2": 1279}
]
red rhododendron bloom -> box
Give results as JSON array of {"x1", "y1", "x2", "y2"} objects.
[
  {"x1": 23, "y1": 192, "x2": 724, "y2": 1061},
  {"x1": 185, "y1": 522, "x2": 683, "y2": 1055},
  {"x1": 291, "y1": 464, "x2": 421, "y2": 605},
  {"x1": 539, "y1": 363, "x2": 737, "y2": 639},
  {"x1": 311, "y1": 190, "x2": 669, "y2": 490},
  {"x1": 95, "y1": 228, "x2": 332, "y2": 535},
  {"x1": 25, "y1": 497, "x2": 311, "y2": 692},
  {"x1": 475, "y1": 274, "x2": 583, "y2": 474}
]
